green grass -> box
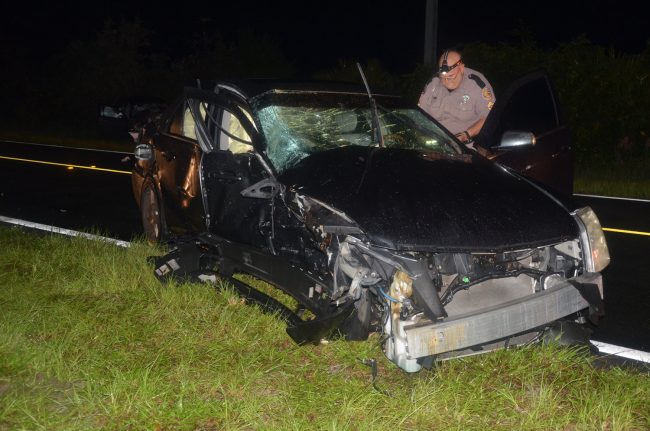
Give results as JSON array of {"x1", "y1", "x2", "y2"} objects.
[
  {"x1": 574, "y1": 157, "x2": 650, "y2": 200},
  {"x1": 1, "y1": 227, "x2": 649, "y2": 430}
]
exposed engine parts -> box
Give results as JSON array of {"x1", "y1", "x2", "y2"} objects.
[{"x1": 325, "y1": 235, "x2": 594, "y2": 372}]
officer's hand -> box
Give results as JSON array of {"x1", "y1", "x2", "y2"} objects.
[{"x1": 455, "y1": 131, "x2": 471, "y2": 143}]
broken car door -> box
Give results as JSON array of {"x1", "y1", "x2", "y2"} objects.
[{"x1": 200, "y1": 102, "x2": 272, "y2": 247}]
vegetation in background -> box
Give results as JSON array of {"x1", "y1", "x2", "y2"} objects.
[{"x1": 1, "y1": 226, "x2": 649, "y2": 430}]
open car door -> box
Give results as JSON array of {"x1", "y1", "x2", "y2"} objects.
[{"x1": 474, "y1": 71, "x2": 573, "y2": 196}]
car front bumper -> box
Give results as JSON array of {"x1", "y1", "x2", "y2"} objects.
[{"x1": 403, "y1": 273, "x2": 602, "y2": 358}]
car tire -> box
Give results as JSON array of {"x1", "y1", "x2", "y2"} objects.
[{"x1": 140, "y1": 181, "x2": 165, "y2": 244}]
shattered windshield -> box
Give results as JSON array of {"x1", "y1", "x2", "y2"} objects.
[{"x1": 250, "y1": 92, "x2": 461, "y2": 173}]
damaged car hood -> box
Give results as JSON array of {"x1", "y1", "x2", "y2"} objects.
[{"x1": 278, "y1": 147, "x2": 579, "y2": 252}]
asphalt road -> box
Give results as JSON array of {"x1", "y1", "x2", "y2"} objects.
[
  {"x1": 0, "y1": 142, "x2": 141, "y2": 240},
  {"x1": 573, "y1": 195, "x2": 650, "y2": 351},
  {"x1": 1, "y1": 141, "x2": 649, "y2": 353}
]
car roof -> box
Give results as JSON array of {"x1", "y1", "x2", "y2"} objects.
[{"x1": 188, "y1": 79, "x2": 399, "y2": 101}]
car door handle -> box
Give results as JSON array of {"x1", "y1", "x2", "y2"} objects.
[{"x1": 161, "y1": 150, "x2": 175, "y2": 161}]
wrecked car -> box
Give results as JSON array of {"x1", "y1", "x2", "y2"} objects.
[{"x1": 131, "y1": 78, "x2": 609, "y2": 372}]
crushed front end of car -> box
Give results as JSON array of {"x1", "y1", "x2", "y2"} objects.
[
  {"x1": 144, "y1": 83, "x2": 610, "y2": 372},
  {"x1": 151, "y1": 197, "x2": 608, "y2": 373},
  {"x1": 325, "y1": 211, "x2": 608, "y2": 372},
  {"x1": 274, "y1": 183, "x2": 609, "y2": 371}
]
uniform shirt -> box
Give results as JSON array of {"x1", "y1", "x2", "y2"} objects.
[{"x1": 418, "y1": 67, "x2": 495, "y2": 135}]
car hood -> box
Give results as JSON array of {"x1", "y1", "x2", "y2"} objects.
[{"x1": 278, "y1": 147, "x2": 579, "y2": 252}]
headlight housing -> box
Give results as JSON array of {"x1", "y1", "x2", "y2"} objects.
[{"x1": 574, "y1": 206, "x2": 610, "y2": 272}]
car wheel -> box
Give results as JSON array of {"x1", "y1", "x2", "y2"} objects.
[{"x1": 140, "y1": 181, "x2": 165, "y2": 244}]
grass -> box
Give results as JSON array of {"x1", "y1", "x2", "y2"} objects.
[
  {"x1": 574, "y1": 156, "x2": 650, "y2": 200},
  {"x1": 1, "y1": 226, "x2": 649, "y2": 430}
]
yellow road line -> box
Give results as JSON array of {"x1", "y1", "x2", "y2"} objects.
[
  {"x1": 603, "y1": 227, "x2": 650, "y2": 237},
  {"x1": 0, "y1": 155, "x2": 131, "y2": 175}
]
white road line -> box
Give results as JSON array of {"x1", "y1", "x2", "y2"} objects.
[
  {"x1": 0, "y1": 139, "x2": 132, "y2": 156},
  {"x1": 591, "y1": 340, "x2": 650, "y2": 363},
  {"x1": 0, "y1": 215, "x2": 131, "y2": 248},
  {"x1": 574, "y1": 193, "x2": 650, "y2": 203}
]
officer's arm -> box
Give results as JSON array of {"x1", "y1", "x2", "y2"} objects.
[
  {"x1": 467, "y1": 117, "x2": 487, "y2": 138},
  {"x1": 454, "y1": 117, "x2": 486, "y2": 142}
]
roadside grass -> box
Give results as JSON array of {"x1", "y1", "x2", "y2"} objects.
[
  {"x1": 574, "y1": 157, "x2": 650, "y2": 200},
  {"x1": 1, "y1": 227, "x2": 649, "y2": 430}
]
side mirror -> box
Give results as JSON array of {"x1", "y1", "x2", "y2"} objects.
[
  {"x1": 134, "y1": 144, "x2": 154, "y2": 161},
  {"x1": 494, "y1": 130, "x2": 536, "y2": 150}
]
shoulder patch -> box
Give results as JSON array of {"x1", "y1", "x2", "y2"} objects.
[
  {"x1": 468, "y1": 73, "x2": 486, "y2": 89},
  {"x1": 482, "y1": 87, "x2": 493, "y2": 101}
]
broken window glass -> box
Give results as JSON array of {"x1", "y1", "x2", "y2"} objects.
[{"x1": 251, "y1": 93, "x2": 459, "y2": 173}]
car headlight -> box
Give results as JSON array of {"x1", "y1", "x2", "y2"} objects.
[{"x1": 574, "y1": 206, "x2": 610, "y2": 273}]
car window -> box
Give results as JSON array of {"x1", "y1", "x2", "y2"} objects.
[
  {"x1": 168, "y1": 101, "x2": 208, "y2": 141},
  {"x1": 251, "y1": 93, "x2": 460, "y2": 173},
  {"x1": 168, "y1": 103, "x2": 184, "y2": 135},
  {"x1": 219, "y1": 109, "x2": 253, "y2": 154},
  {"x1": 201, "y1": 102, "x2": 220, "y2": 142},
  {"x1": 183, "y1": 105, "x2": 197, "y2": 139}
]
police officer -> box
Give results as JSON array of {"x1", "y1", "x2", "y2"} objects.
[{"x1": 418, "y1": 49, "x2": 495, "y2": 144}]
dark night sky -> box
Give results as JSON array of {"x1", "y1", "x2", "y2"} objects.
[{"x1": 3, "y1": 0, "x2": 649, "y2": 74}]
